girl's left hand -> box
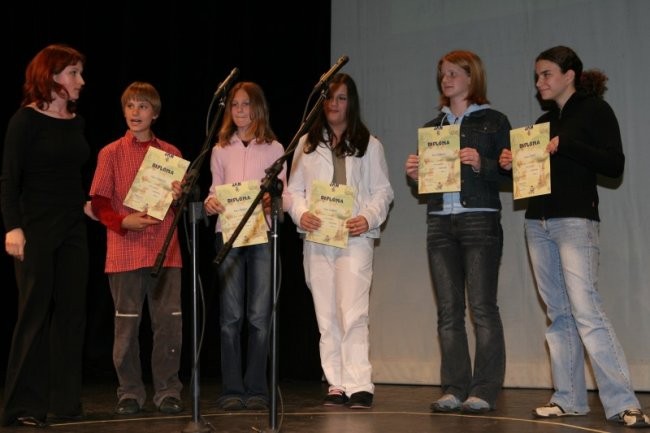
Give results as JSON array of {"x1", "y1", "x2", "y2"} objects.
[
  {"x1": 460, "y1": 147, "x2": 481, "y2": 172},
  {"x1": 346, "y1": 215, "x2": 369, "y2": 236}
]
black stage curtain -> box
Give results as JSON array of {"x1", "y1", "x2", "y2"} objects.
[{"x1": 0, "y1": 1, "x2": 330, "y2": 383}]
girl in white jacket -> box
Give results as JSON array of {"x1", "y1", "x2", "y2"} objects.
[{"x1": 287, "y1": 73, "x2": 393, "y2": 410}]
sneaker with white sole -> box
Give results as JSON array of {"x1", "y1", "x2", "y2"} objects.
[
  {"x1": 323, "y1": 389, "x2": 348, "y2": 406},
  {"x1": 615, "y1": 409, "x2": 650, "y2": 428},
  {"x1": 533, "y1": 402, "x2": 585, "y2": 418},
  {"x1": 430, "y1": 394, "x2": 461, "y2": 412},
  {"x1": 461, "y1": 396, "x2": 491, "y2": 413}
]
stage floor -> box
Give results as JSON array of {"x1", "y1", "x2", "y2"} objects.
[{"x1": 1, "y1": 379, "x2": 648, "y2": 432}]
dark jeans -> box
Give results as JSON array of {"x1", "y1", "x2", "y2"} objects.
[
  {"x1": 215, "y1": 233, "x2": 272, "y2": 401},
  {"x1": 108, "y1": 267, "x2": 183, "y2": 408},
  {"x1": 426, "y1": 211, "x2": 505, "y2": 406}
]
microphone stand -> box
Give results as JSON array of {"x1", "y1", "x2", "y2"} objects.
[
  {"x1": 153, "y1": 74, "x2": 234, "y2": 433},
  {"x1": 182, "y1": 198, "x2": 212, "y2": 433},
  {"x1": 214, "y1": 87, "x2": 330, "y2": 433}
]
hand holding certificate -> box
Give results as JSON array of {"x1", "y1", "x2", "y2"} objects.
[
  {"x1": 123, "y1": 146, "x2": 190, "y2": 220},
  {"x1": 509, "y1": 122, "x2": 551, "y2": 199},
  {"x1": 417, "y1": 125, "x2": 461, "y2": 193},
  {"x1": 214, "y1": 180, "x2": 269, "y2": 248},
  {"x1": 306, "y1": 180, "x2": 355, "y2": 249}
]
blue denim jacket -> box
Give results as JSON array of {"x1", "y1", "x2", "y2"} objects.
[{"x1": 421, "y1": 108, "x2": 511, "y2": 212}]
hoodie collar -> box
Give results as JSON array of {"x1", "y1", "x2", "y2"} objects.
[{"x1": 441, "y1": 103, "x2": 490, "y2": 125}]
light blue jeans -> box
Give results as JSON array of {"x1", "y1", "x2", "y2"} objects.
[{"x1": 525, "y1": 218, "x2": 640, "y2": 419}]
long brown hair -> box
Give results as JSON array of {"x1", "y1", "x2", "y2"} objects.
[
  {"x1": 305, "y1": 73, "x2": 370, "y2": 157},
  {"x1": 22, "y1": 44, "x2": 85, "y2": 113},
  {"x1": 217, "y1": 81, "x2": 276, "y2": 147}
]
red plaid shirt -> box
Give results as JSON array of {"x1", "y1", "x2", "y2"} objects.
[{"x1": 90, "y1": 130, "x2": 183, "y2": 272}]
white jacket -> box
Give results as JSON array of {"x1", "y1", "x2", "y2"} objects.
[{"x1": 287, "y1": 133, "x2": 394, "y2": 239}]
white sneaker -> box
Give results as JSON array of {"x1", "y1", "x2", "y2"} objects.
[
  {"x1": 533, "y1": 402, "x2": 585, "y2": 418},
  {"x1": 615, "y1": 409, "x2": 650, "y2": 428},
  {"x1": 430, "y1": 394, "x2": 461, "y2": 412}
]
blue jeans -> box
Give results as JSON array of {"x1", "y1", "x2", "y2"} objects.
[
  {"x1": 215, "y1": 233, "x2": 272, "y2": 401},
  {"x1": 525, "y1": 218, "x2": 640, "y2": 418},
  {"x1": 426, "y1": 211, "x2": 505, "y2": 406}
]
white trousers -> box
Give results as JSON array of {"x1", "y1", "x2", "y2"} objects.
[{"x1": 303, "y1": 237, "x2": 375, "y2": 396}]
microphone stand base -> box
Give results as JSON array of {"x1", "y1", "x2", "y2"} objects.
[{"x1": 181, "y1": 419, "x2": 214, "y2": 433}]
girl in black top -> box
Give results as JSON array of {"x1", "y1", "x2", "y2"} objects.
[{"x1": 499, "y1": 45, "x2": 649, "y2": 428}]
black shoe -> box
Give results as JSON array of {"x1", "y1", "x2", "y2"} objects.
[
  {"x1": 347, "y1": 391, "x2": 373, "y2": 409},
  {"x1": 158, "y1": 396, "x2": 183, "y2": 414},
  {"x1": 50, "y1": 412, "x2": 85, "y2": 421},
  {"x1": 245, "y1": 396, "x2": 269, "y2": 410},
  {"x1": 323, "y1": 389, "x2": 349, "y2": 406},
  {"x1": 16, "y1": 416, "x2": 48, "y2": 428},
  {"x1": 217, "y1": 396, "x2": 245, "y2": 411},
  {"x1": 115, "y1": 398, "x2": 140, "y2": 415}
]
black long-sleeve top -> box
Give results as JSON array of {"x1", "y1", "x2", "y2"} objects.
[
  {"x1": 526, "y1": 91, "x2": 624, "y2": 221},
  {"x1": 1, "y1": 107, "x2": 89, "y2": 231}
]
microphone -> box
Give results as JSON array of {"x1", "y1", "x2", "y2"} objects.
[
  {"x1": 313, "y1": 55, "x2": 349, "y2": 91},
  {"x1": 215, "y1": 67, "x2": 239, "y2": 97}
]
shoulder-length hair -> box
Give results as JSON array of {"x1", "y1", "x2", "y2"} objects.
[
  {"x1": 437, "y1": 50, "x2": 489, "y2": 107},
  {"x1": 22, "y1": 44, "x2": 85, "y2": 113},
  {"x1": 217, "y1": 81, "x2": 276, "y2": 147},
  {"x1": 305, "y1": 73, "x2": 370, "y2": 157}
]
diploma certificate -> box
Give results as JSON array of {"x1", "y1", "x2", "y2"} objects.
[
  {"x1": 214, "y1": 180, "x2": 268, "y2": 248},
  {"x1": 123, "y1": 146, "x2": 190, "y2": 220},
  {"x1": 306, "y1": 180, "x2": 355, "y2": 249},
  {"x1": 510, "y1": 122, "x2": 551, "y2": 199},
  {"x1": 417, "y1": 125, "x2": 461, "y2": 193}
]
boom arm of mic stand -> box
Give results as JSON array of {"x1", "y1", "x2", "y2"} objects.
[
  {"x1": 214, "y1": 90, "x2": 327, "y2": 268},
  {"x1": 151, "y1": 97, "x2": 225, "y2": 278},
  {"x1": 213, "y1": 188, "x2": 264, "y2": 265}
]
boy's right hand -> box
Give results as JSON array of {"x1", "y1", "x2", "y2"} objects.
[{"x1": 121, "y1": 211, "x2": 160, "y2": 231}]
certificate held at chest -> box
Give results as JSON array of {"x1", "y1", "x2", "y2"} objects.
[
  {"x1": 417, "y1": 124, "x2": 460, "y2": 194},
  {"x1": 123, "y1": 146, "x2": 190, "y2": 220},
  {"x1": 509, "y1": 122, "x2": 551, "y2": 200},
  {"x1": 307, "y1": 180, "x2": 355, "y2": 249},
  {"x1": 214, "y1": 180, "x2": 268, "y2": 248}
]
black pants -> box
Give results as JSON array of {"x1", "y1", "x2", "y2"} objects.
[{"x1": 1, "y1": 215, "x2": 88, "y2": 425}]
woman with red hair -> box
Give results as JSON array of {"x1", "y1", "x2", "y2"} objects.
[{"x1": 1, "y1": 44, "x2": 89, "y2": 427}]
